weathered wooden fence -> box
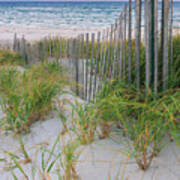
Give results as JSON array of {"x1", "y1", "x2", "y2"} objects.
[{"x1": 10, "y1": 0, "x2": 179, "y2": 101}]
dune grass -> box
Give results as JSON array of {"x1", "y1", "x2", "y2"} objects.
[
  {"x1": 0, "y1": 61, "x2": 68, "y2": 133},
  {"x1": 0, "y1": 50, "x2": 23, "y2": 66},
  {"x1": 93, "y1": 79, "x2": 180, "y2": 170}
]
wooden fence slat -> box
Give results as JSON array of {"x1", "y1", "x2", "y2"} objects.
[
  {"x1": 145, "y1": 0, "x2": 151, "y2": 93},
  {"x1": 13, "y1": 33, "x2": 17, "y2": 52},
  {"x1": 162, "y1": 0, "x2": 169, "y2": 90},
  {"x1": 106, "y1": 25, "x2": 113, "y2": 79},
  {"x1": 61, "y1": 38, "x2": 64, "y2": 58},
  {"x1": 120, "y1": 15, "x2": 123, "y2": 78},
  {"x1": 97, "y1": 29, "x2": 105, "y2": 93},
  {"x1": 61, "y1": 37, "x2": 63, "y2": 59},
  {"x1": 128, "y1": 0, "x2": 132, "y2": 83},
  {"x1": 112, "y1": 20, "x2": 118, "y2": 79},
  {"x1": 154, "y1": 0, "x2": 159, "y2": 94},
  {"x1": 93, "y1": 31, "x2": 101, "y2": 100},
  {"x1": 80, "y1": 34, "x2": 85, "y2": 99},
  {"x1": 123, "y1": 6, "x2": 127, "y2": 79},
  {"x1": 21, "y1": 36, "x2": 28, "y2": 65},
  {"x1": 49, "y1": 35, "x2": 52, "y2": 57},
  {"x1": 85, "y1": 33, "x2": 89, "y2": 100},
  {"x1": 135, "y1": 0, "x2": 142, "y2": 89},
  {"x1": 73, "y1": 39, "x2": 79, "y2": 96},
  {"x1": 89, "y1": 33, "x2": 95, "y2": 101},
  {"x1": 55, "y1": 38, "x2": 58, "y2": 60},
  {"x1": 58, "y1": 37, "x2": 61, "y2": 60},
  {"x1": 169, "y1": 0, "x2": 173, "y2": 77},
  {"x1": 116, "y1": 18, "x2": 121, "y2": 77},
  {"x1": 100, "y1": 29, "x2": 105, "y2": 66},
  {"x1": 110, "y1": 25, "x2": 115, "y2": 79},
  {"x1": 52, "y1": 36, "x2": 55, "y2": 58},
  {"x1": 44, "y1": 37, "x2": 48, "y2": 60},
  {"x1": 69, "y1": 38, "x2": 73, "y2": 82},
  {"x1": 102, "y1": 28, "x2": 109, "y2": 81}
]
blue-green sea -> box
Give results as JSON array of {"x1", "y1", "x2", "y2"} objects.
[{"x1": 0, "y1": 1, "x2": 179, "y2": 29}]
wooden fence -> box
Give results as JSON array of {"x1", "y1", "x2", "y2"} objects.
[{"x1": 11, "y1": 0, "x2": 178, "y2": 101}]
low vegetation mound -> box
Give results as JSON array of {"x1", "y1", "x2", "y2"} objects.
[
  {"x1": 0, "y1": 62, "x2": 68, "y2": 133},
  {"x1": 0, "y1": 50, "x2": 23, "y2": 66}
]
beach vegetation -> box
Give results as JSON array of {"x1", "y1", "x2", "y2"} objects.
[
  {"x1": 4, "y1": 134, "x2": 81, "y2": 180},
  {"x1": 0, "y1": 34, "x2": 179, "y2": 179},
  {"x1": 94, "y1": 78, "x2": 180, "y2": 170},
  {"x1": 70, "y1": 101, "x2": 99, "y2": 145},
  {"x1": 0, "y1": 62, "x2": 68, "y2": 133},
  {"x1": 0, "y1": 50, "x2": 23, "y2": 66}
]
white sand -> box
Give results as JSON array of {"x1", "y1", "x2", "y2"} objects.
[
  {"x1": 0, "y1": 26, "x2": 104, "y2": 42},
  {"x1": 0, "y1": 92, "x2": 179, "y2": 180},
  {"x1": 0, "y1": 26, "x2": 105, "y2": 49}
]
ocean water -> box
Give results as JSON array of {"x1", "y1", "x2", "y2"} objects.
[
  {"x1": 0, "y1": 1, "x2": 126, "y2": 29},
  {"x1": 0, "y1": 1, "x2": 180, "y2": 30}
]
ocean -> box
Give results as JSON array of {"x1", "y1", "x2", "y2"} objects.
[
  {"x1": 0, "y1": 1, "x2": 180, "y2": 29},
  {"x1": 0, "y1": 1, "x2": 179, "y2": 41}
]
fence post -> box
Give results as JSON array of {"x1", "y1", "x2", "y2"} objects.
[
  {"x1": 154, "y1": 0, "x2": 158, "y2": 94},
  {"x1": 123, "y1": 6, "x2": 127, "y2": 80},
  {"x1": 49, "y1": 35, "x2": 52, "y2": 57},
  {"x1": 21, "y1": 36, "x2": 28, "y2": 65},
  {"x1": 80, "y1": 34, "x2": 85, "y2": 99},
  {"x1": 93, "y1": 31, "x2": 101, "y2": 100},
  {"x1": 162, "y1": 0, "x2": 169, "y2": 90},
  {"x1": 106, "y1": 25, "x2": 113, "y2": 79},
  {"x1": 58, "y1": 37, "x2": 61, "y2": 60},
  {"x1": 112, "y1": 20, "x2": 118, "y2": 79},
  {"x1": 102, "y1": 28, "x2": 109, "y2": 82},
  {"x1": 145, "y1": 0, "x2": 150, "y2": 93},
  {"x1": 97, "y1": 29, "x2": 106, "y2": 92},
  {"x1": 89, "y1": 33, "x2": 95, "y2": 101},
  {"x1": 13, "y1": 33, "x2": 17, "y2": 52},
  {"x1": 116, "y1": 18, "x2": 121, "y2": 77},
  {"x1": 135, "y1": 0, "x2": 142, "y2": 89},
  {"x1": 128, "y1": 0, "x2": 132, "y2": 83},
  {"x1": 52, "y1": 36, "x2": 55, "y2": 58},
  {"x1": 120, "y1": 14, "x2": 123, "y2": 79},
  {"x1": 73, "y1": 39, "x2": 79, "y2": 96},
  {"x1": 169, "y1": 0, "x2": 173, "y2": 77},
  {"x1": 85, "y1": 33, "x2": 89, "y2": 100}
]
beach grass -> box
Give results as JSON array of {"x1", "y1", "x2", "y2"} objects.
[
  {"x1": 0, "y1": 50, "x2": 23, "y2": 66},
  {"x1": 0, "y1": 61, "x2": 68, "y2": 133},
  {"x1": 91, "y1": 77, "x2": 180, "y2": 170}
]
